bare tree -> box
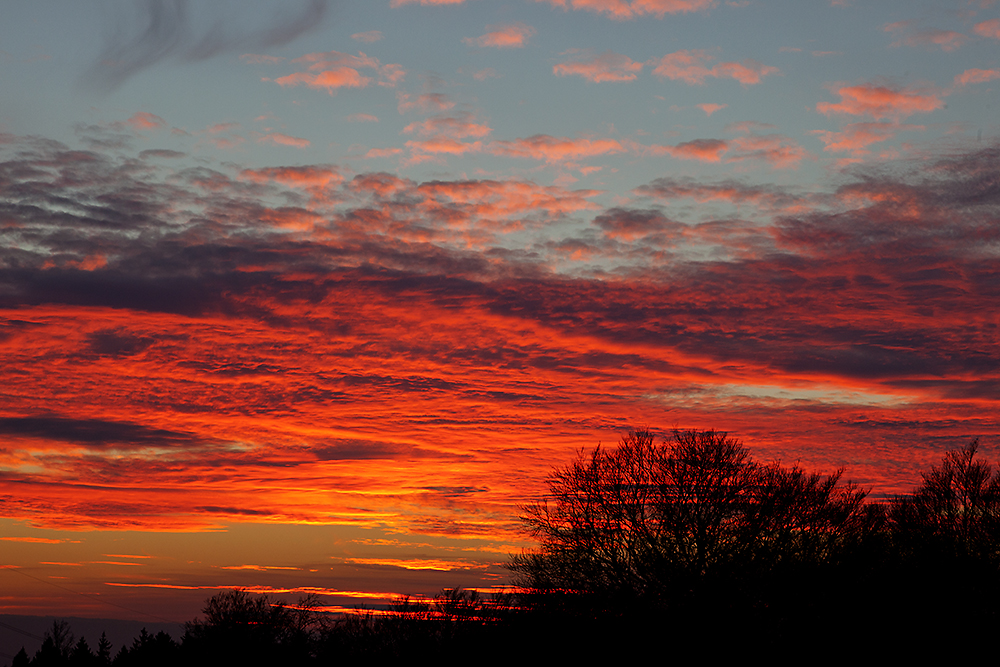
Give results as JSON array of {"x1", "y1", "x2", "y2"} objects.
[{"x1": 510, "y1": 429, "x2": 875, "y2": 607}]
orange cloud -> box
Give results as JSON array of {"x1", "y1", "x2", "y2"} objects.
[
  {"x1": 365, "y1": 147, "x2": 403, "y2": 158},
  {"x1": 553, "y1": 51, "x2": 643, "y2": 82},
  {"x1": 650, "y1": 50, "x2": 778, "y2": 85},
  {"x1": 488, "y1": 135, "x2": 625, "y2": 162},
  {"x1": 816, "y1": 84, "x2": 944, "y2": 120},
  {"x1": 974, "y1": 19, "x2": 1000, "y2": 39},
  {"x1": 953, "y1": 68, "x2": 1000, "y2": 87},
  {"x1": 406, "y1": 138, "x2": 483, "y2": 156},
  {"x1": 536, "y1": 0, "x2": 716, "y2": 19},
  {"x1": 463, "y1": 22, "x2": 535, "y2": 48}
]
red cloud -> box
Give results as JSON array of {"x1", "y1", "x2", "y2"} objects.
[
  {"x1": 463, "y1": 22, "x2": 535, "y2": 48},
  {"x1": 953, "y1": 68, "x2": 1000, "y2": 87},
  {"x1": 553, "y1": 51, "x2": 644, "y2": 82},
  {"x1": 816, "y1": 84, "x2": 944, "y2": 120},
  {"x1": 650, "y1": 50, "x2": 778, "y2": 85},
  {"x1": 973, "y1": 19, "x2": 1000, "y2": 39},
  {"x1": 536, "y1": 0, "x2": 716, "y2": 19},
  {"x1": 488, "y1": 135, "x2": 625, "y2": 162}
]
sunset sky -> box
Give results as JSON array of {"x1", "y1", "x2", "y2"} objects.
[{"x1": 2, "y1": 0, "x2": 999, "y2": 623}]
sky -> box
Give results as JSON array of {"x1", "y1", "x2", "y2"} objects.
[{"x1": 1, "y1": 0, "x2": 999, "y2": 625}]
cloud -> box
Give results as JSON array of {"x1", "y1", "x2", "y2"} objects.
[
  {"x1": 124, "y1": 112, "x2": 166, "y2": 131},
  {"x1": 885, "y1": 24, "x2": 969, "y2": 52},
  {"x1": 953, "y1": 68, "x2": 1000, "y2": 87},
  {"x1": 535, "y1": 0, "x2": 716, "y2": 20},
  {"x1": 553, "y1": 50, "x2": 644, "y2": 82},
  {"x1": 267, "y1": 51, "x2": 405, "y2": 93},
  {"x1": 257, "y1": 132, "x2": 310, "y2": 149},
  {"x1": 403, "y1": 113, "x2": 492, "y2": 140},
  {"x1": 86, "y1": 0, "x2": 329, "y2": 91},
  {"x1": 643, "y1": 138, "x2": 729, "y2": 162},
  {"x1": 696, "y1": 103, "x2": 727, "y2": 116},
  {"x1": 488, "y1": 135, "x2": 625, "y2": 162},
  {"x1": 473, "y1": 68, "x2": 500, "y2": 81},
  {"x1": 397, "y1": 92, "x2": 455, "y2": 114},
  {"x1": 810, "y1": 122, "x2": 923, "y2": 156},
  {"x1": 351, "y1": 31, "x2": 384, "y2": 43},
  {"x1": 650, "y1": 49, "x2": 779, "y2": 85},
  {"x1": 346, "y1": 113, "x2": 380, "y2": 123},
  {"x1": 3, "y1": 133, "x2": 999, "y2": 535},
  {"x1": 463, "y1": 22, "x2": 535, "y2": 48},
  {"x1": 365, "y1": 147, "x2": 403, "y2": 158},
  {"x1": 391, "y1": 0, "x2": 466, "y2": 5},
  {"x1": 817, "y1": 83, "x2": 944, "y2": 121},
  {"x1": 726, "y1": 133, "x2": 809, "y2": 170},
  {"x1": 974, "y1": 19, "x2": 1000, "y2": 39}
]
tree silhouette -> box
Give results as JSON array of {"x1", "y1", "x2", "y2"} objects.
[{"x1": 510, "y1": 429, "x2": 877, "y2": 611}]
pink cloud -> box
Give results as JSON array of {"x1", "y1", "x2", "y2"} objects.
[
  {"x1": 887, "y1": 26, "x2": 969, "y2": 52},
  {"x1": 463, "y1": 22, "x2": 535, "y2": 48},
  {"x1": 273, "y1": 68, "x2": 370, "y2": 92},
  {"x1": 553, "y1": 51, "x2": 643, "y2": 82},
  {"x1": 269, "y1": 51, "x2": 405, "y2": 93},
  {"x1": 257, "y1": 133, "x2": 310, "y2": 149},
  {"x1": 974, "y1": 19, "x2": 1000, "y2": 39},
  {"x1": 403, "y1": 113, "x2": 492, "y2": 140},
  {"x1": 391, "y1": 0, "x2": 465, "y2": 5},
  {"x1": 650, "y1": 50, "x2": 778, "y2": 85},
  {"x1": 817, "y1": 84, "x2": 944, "y2": 121},
  {"x1": 406, "y1": 138, "x2": 483, "y2": 155},
  {"x1": 125, "y1": 112, "x2": 166, "y2": 132},
  {"x1": 696, "y1": 103, "x2": 728, "y2": 116},
  {"x1": 953, "y1": 68, "x2": 1000, "y2": 87},
  {"x1": 644, "y1": 138, "x2": 729, "y2": 162},
  {"x1": 240, "y1": 54, "x2": 286, "y2": 65},
  {"x1": 365, "y1": 148, "x2": 403, "y2": 158},
  {"x1": 397, "y1": 93, "x2": 455, "y2": 114},
  {"x1": 346, "y1": 113, "x2": 379, "y2": 123},
  {"x1": 351, "y1": 31, "x2": 384, "y2": 43},
  {"x1": 535, "y1": 0, "x2": 716, "y2": 19},
  {"x1": 489, "y1": 135, "x2": 625, "y2": 162},
  {"x1": 810, "y1": 122, "x2": 923, "y2": 156},
  {"x1": 727, "y1": 134, "x2": 809, "y2": 170}
]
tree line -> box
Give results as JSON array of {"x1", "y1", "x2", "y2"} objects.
[{"x1": 9, "y1": 429, "x2": 1000, "y2": 663}]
